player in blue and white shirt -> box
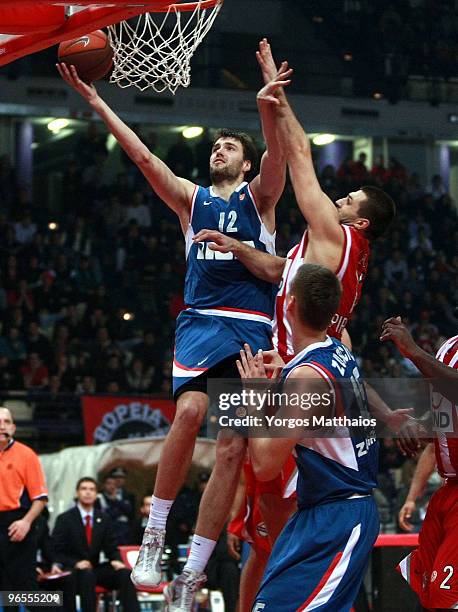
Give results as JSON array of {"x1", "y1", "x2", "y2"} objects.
[
  {"x1": 57, "y1": 41, "x2": 292, "y2": 601},
  {"x1": 238, "y1": 263, "x2": 380, "y2": 612}
]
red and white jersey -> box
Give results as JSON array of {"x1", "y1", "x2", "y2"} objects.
[
  {"x1": 433, "y1": 334, "x2": 458, "y2": 478},
  {"x1": 273, "y1": 224, "x2": 370, "y2": 356}
]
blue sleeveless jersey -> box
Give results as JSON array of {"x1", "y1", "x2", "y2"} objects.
[
  {"x1": 184, "y1": 182, "x2": 277, "y2": 319},
  {"x1": 282, "y1": 337, "x2": 379, "y2": 509}
]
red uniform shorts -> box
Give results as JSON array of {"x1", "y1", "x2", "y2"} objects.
[
  {"x1": 398, "y1": 479, "x2": 458, "y2": 609},
  {"x1": 227, "y1": 455, "x2": 297, "y2": 554}
]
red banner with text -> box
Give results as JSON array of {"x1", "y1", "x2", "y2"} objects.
[{"x1": 82, "y1": 396, "x2": 175, "y2": 444}]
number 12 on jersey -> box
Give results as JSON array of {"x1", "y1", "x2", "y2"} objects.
[{"x1": 218, "y1": 211, "x2": 238, "y2": 233}]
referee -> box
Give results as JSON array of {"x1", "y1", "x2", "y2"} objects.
[{"x1": 0, "y1": 407, "x2": 48, "y2": 602}]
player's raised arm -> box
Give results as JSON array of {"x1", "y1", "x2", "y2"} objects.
[
  {"x1": 249, "y1": 42, "x2": 289, "y2": 226},
  {"x1": 56, "y1": 63, "x2": 194, "y2": 229},
  {"x1": 381, "y1": 317, "x2": 458, "y2": 402},
  {"x1": 193, "y1": 229, "x2": 286, "y2": 284},
  {"x1": 261, "y1": 74, "x2": 343, "y2": 245}
]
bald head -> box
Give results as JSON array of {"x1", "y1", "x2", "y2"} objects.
[{"x1": 0, "y1": 407, "x2": 13, "y2": 422}]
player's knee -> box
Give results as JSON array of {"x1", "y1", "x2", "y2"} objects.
[
  {"x1": 175, "y1": 395, "x2": 207, "y2": 429},
  {"x1": 215, "y1": 436, "x2": 246, "y2": 465}
]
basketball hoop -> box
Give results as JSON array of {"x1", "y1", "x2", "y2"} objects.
[
  {"x1": 0, "y1": 0, "x2": 223, "y2": 94},
  {"x1": 108, "y1": 0, "x2": 223, "y2": 94}
]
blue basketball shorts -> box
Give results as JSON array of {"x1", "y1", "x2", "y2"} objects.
[
  {"x1": 252, "y1": 495, "x2": 379, "y2": 612},
  {"x1": 172, "y1": 308, "x2": 273, "y2": 397}
]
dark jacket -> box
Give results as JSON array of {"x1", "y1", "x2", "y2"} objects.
[{"x1": 52, "y1": 506, "x2": 121, "y2": 569}]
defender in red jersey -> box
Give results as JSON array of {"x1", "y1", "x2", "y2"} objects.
[
  {"x1": 197, "y1": 44, "x2": 395, "y2": 609},
  {"x1": 382, "y1": 319, "x2": 458, "y2": 611}
]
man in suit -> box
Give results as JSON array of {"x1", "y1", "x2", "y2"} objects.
[
  {"x1": 110, "y1": 467, "x2": 136, "y2": 523},
  {"x1": 52, "y1": 477, "x2": 140, "y2": 612}
]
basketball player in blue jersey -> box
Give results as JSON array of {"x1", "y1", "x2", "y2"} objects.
[
  {"x1": 237, "y1": 263, "x2": 380, "y2": 612},
  {"x1": 57, "y1": 41, "x2": 291, "y2": 606}
]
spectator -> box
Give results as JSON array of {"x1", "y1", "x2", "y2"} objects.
[
  {"x1": 0, "y1": 356, "x2": 21, "y2": 390},
  {"x1": 0, "y1": 408, "x2": 48, "y2": 598},
  {"x1": 65, "y1": 216, "x2": 92, "y2": 257},
  {"x1": 7, "y1": 279, "x2": 35, "y2": 313},
  {"x1": 0, "y1": 327, "x2": 26, "y2": 362},
  {"x1": 427, "y1": 173, "x2": 447, "y2": 200},
  {"x1": 125, "y1": 191, "x2": 152, "y2": 229},
  {"x1": 126, "y1": 358, "x2": 154, "y2": 393},
  {"x1": 96, "y1": 353, "x2": 126, "y2": 391},
  {"x1": 14, "y1": 210, "x2": 37, "y2": 244},
  {"x1": 25, "y1": 321, "x2": 53, "y2": 363},
  {"x1": 76, "y1": 122, "x2": 107, "y2": 166},
  {"x1": 52, "y1": 477, "x2": 140, "y2": 612},
  {"x1": 75, "y1": 375, "x2": 96, "y2": 394},
  {"x1": 51, "y1": 354, "x2": 76, "y2": 391},
  {"x1": 409, "y1": 227, "x2": 434, "y2": 254},
  {"x1": 71, "y1": 256, "x2": 101, "y2": 297},
  {"x1": 20, "y1": 352, "x2": 49, "y2": 390},
  {"x1": 96, "y1": 475, "x2": 133, "y2": 545},
  {"x1": 384, "y1": 249, "x2": 408, "y2": 284},
  {"x1": 110, "y1": 467, "x2": 136, "y2": 522},
  {"x1": 133, "y1": 330, "x2": 162, "y2": 372},
  {"x1": 165, "y1": 133, "x2": 194, "y2": 179}
]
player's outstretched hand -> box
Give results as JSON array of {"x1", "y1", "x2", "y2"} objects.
[
  {"x1": 193, "y1": 229, "x2": 238, "y2": 253},
  {"x1": 256, "y1": 38, "x2": 278, "y2": 84},
  {"x1": 380, "y1": 316, "x2": 419, "y2": 359},
  {"x1": 261, "y1": 349, "x2": 285, "y2": 378},
  {"x1": 398, "y1": 500, "x2": 416, "y2": 532},
  {"x1": 385, "y1": 407, "x2": 415, "y2": 433},
  {"x1": 56, "y1": 62, "x2": 98, "y2": 103},
  {"x1": 396, "y1": 417, "x2": 429, "y2": 457},
  {"x1": 257, "y1": 63, "x2": 293, "y2": 106},
  {"x1": 237, "y1": 343, "x2": 267, "y2": 379}
]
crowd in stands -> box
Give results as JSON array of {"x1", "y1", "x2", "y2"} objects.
[{"x1": 307, "y1": 0, "x2": 458, "y2": 100}]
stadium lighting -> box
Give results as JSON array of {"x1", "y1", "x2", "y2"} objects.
[
  {"x1": 47, "y1": 118, "x2": 69, "y2": 133},
  {"x1": 312, "y1": 134, "x2": 336, "y2": 146},
  {"x1": 48, "y1": 222, "x2": 58, "y2": 231},
  {"x1": 123, "y1": 312, "x2": 134, "y2": 321},
  {"x1": 182, "y1": 126, "x2": 204, "y2": 139}
]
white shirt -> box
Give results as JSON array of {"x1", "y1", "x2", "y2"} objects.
[{"x1": 77, "y1": 503, "x2": 94, "y2": 526}]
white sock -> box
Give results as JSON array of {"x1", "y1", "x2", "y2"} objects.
[
  {"x1": 147, "y1": 495, "x2": 173, "y2": 531},
  {"x1": 184, "y1": 534, "x2": 217, "y2": 574}
]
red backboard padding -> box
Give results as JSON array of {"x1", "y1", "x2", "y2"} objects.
[{"x1": 0, "y1": 4, "x2": 65, "y2": 34}]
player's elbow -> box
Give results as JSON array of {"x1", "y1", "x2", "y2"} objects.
[{"x1": 134, "y1": 148, "x2": 153, "y2": 168}]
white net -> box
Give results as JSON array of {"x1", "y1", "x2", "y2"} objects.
[{"x1": 107, "y1": 1, "x2": 222, "y2": 93}]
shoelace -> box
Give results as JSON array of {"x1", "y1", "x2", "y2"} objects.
[
  {"x1": 140, "y1": 530, "x2": 163, "y2": 572},
  {"x1": 178, "y1": 573, "x2": 201, "y2": 608}
]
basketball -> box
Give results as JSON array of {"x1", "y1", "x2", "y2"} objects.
[{"x1": 58, "y1": 30, "x2": 113, "y2": 83}]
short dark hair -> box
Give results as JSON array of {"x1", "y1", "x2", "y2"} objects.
[
  {"x1": 359, "y1": 186, "x2": 396, "y2": 240},
  {"x1": 76, "y1": 476, "x2": 97, "y2": 490},
  {"x1": 290, "y1": 264, "x2": 342, "y2": 330},
  {"x1": 213, "y1": 129, "x2": 258, "y2": 170}
]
